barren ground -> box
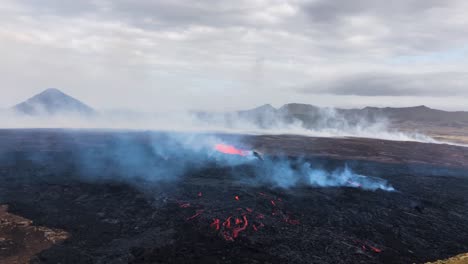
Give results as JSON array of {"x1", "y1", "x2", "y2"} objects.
[{"x1": 0, "y1": 129, "x2": 467, "y2": 264}]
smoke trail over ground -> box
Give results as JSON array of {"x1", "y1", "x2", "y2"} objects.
[
  {"x1": 249, "y1": 158, "x2": 395, "y2": 191},
  {"x1": 0, "y1": 107, "x2": 436, "y2": 143},
  {"x1": 69, "y1": 132, "x2": 395, "y2": 191},
  {"x1": 195, "y1": 106, "x2": 437, "y2": 143},
  {"x1": 220, "y1": 153, "x2": 395, "y2": 191},
  {"x1": 0, "y1": 130, "x2": 395, "y2": 192}
]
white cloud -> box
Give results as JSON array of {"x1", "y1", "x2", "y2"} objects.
[{"x1": 1, "y1": 0, "x2": 468, "y2": 111}]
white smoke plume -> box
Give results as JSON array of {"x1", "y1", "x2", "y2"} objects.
[
  {"x1": 0, "y1": 106, "x2": 436, "y2": 143},
  {"x1": 0, "y1": 129, "x2": 395, "y2": 192}
]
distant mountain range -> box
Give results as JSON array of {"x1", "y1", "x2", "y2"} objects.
[
  {"x1": 10, "y1": 88, "x2": 468, "y2": 129},
  {"x1": 6, "y1": 88, "x2": 468, "y2": 143},
  {"x1": 234, "y1": 103, "x2": 468, "y2": 129},
  {"x1": 13, "y1": 88, "x2": 95, "y2": 116}
]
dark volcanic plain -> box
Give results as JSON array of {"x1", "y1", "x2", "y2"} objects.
[{"x1": 0, "y1": 129, "x2": 468, "y2": 264}]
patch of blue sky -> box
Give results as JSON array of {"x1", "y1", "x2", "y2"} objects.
[{"x1": 389, "y1": 45, "x2": 468, "y2": 64}]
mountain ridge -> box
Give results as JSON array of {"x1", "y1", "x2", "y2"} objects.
[
  {"x1": 234, "y1": 103, "x2": 468, "y2": 133},
  {"x1": 10, "y1": 88, "x2": 468, "y2": 127},
  {"x1": 13, "y1": 88, "x2": 95, "y2": 116}
]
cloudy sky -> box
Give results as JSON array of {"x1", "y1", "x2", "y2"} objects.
[{"x1": 1, "y1": 0, "x2": 467, "y2": 111}]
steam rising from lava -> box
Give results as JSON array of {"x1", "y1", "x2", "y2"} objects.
[
  {"x1": 5, "y1": 131, "x2": 394, "y2": 192},
  {"x1": 0, "y1": 107, "x2": 437, "y2": 143},
  {"x1": 215, "y1": 146, "x2": 395, "y2": 191}
]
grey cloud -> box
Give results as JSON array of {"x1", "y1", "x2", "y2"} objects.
[
  {"x1": 299, "y1": 0, "x2": 468, "y2": 55},
  {"x1": 302, "y1": 72, "x2": 468, "y2": 96},
  {"x1": 96, "y1": 1, "x2": 241, "y2": 29},
  {"x1": 2, "y1": 0, "x2": 468, "y2": 111},
  {"x1": 302, "y1": 0, "x2": 449, "y2": 23},
  {"x1": 12, "y1": 0, "x2": 468, "y2": 53},
  {"x1": 15, "y1": 0, "x2": 287, "y2": 29},
  {"x1": 15, "y1": 0, "x2": 98, "y2": 15}
]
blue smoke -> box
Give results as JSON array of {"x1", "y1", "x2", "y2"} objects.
[
  {"x1": 3, "y1": 130, "x2": 394, "y2": 192},
  {"x1": 242, "y1": 156, "x2": 395, "y2": 191}
]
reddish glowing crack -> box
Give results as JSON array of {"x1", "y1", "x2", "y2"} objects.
[
  {"x1": 284, "y1": 216, "x2": 300, "y2": 225},
  {"x1": 232, "y1": 215, "x2": 248, "y2": 238},
  {"x1": 356, "y1": 240, "x2": 382, "y2": 253},
  {"x1": 223, "y1": 216, "x2": 232, "y2": 229},
  {"x1": 369, "y1": 246, "x2": 382, "y2": 253},
  {"x1": 210, "y1": 218, "x2": 220, "y2": 230},
  {"x1": 181, "y1": 187, "x2": 302, "y2": 241},
  {"x1": 186, "y1": 210, "x2": 204, "y2": 221},
  {"x1": 178, "y1": 202, "x2": 191, "y2": 208}
]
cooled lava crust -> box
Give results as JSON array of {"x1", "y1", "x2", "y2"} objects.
[{"x1": 0, "y1": 129, "x2": 467, "y2": 264}]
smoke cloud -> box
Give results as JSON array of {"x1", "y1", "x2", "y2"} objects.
[
  {"x1": 250, "y1": 158, "x2": 395, "y2": 191},
  {"x1": 0, "y1": 106, "x2": 436, "y2": 143},
  {"x1": 3, "y1": 130, "x2": 393, "y2": 192}
]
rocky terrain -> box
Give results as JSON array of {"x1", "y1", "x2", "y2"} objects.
[
  {"x1": 0, "y1": 204, "x2": 69, "y2": 264},
  {"x1": 0, "y1": 129, "x2": 467, "y2": 263}
]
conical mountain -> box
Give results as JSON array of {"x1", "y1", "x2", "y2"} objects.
[{"x1": 13, "y1": 88, "x2": 95, "y2": 115}]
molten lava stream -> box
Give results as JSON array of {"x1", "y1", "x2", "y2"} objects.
[{"x1": 214, "y1": 144, "x2": 249, "y2": 156}]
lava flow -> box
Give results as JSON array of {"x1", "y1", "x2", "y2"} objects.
[
  {"x1": 214, "y1": 143, "x2": 249, "y2": 156},
  {"x1": 177, "y1": 190, "x2": 303, "y2": 242}
]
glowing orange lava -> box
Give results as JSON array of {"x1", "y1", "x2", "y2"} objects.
[
  {"x1": 369, "y1": 246, "x2": 382, "y2": 253},
  {"x1": 214, "y1": 144, "x2": 249, "y2": 156},
  {"x1": 232, "y1": 215, "x2": 248, "y2": 238},
  {"x1": 211, "y1": 218, "x2": 220, "y2": 230}
]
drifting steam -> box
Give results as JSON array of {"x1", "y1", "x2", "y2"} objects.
[
  {"x1": 212, "y1": 142, "x2": 394, "y2": 191},
  {"x1": 73, "y1": 132, "x2": 394, "y2": 191},
  {"x1": 0, "y1": 104, "x2": 436, "y2": 143},
  {"x1": 3, "y1": 131, "x2": 394, "y2": 192},
  {"x1": 0, "y1": 88, "x2": 449, "y2": 144}
]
